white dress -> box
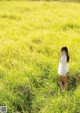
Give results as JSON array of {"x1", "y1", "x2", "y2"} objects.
[{"x1": 58, "y1": 54, "x2": 69, "y2": 76}]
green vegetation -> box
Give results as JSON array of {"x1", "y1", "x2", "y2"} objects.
[{"x1": 0, "y1": 1, "x2": 80, "y2": 113}]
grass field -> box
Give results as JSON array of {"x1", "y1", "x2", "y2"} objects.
[{"x1": 0, "y1": 1, "x2": 80, "y2": 113}]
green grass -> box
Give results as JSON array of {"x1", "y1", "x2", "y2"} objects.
[{"x1": 0, "y1": 1, "x2": 80, "y2": 113}]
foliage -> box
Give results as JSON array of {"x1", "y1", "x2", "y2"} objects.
[{"x1": 0, "y1": 1, "x2": 80, "y2": 113}]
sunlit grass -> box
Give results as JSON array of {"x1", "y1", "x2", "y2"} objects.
[{"x1": 0, "y1": 1, "x2": 80, "y2": 113}]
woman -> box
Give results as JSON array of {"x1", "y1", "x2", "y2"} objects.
[{"x1": 58, "y1": 46, "x2": 70, "y2": 92}]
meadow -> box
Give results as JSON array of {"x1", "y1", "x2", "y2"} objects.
[{"x1": 0, "y1": 1, "x2": 80, "y2": 113}]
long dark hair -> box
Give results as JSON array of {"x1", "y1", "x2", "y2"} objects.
[{"x1": 61, "y1": 46, "x2": 70, "y2": 62}]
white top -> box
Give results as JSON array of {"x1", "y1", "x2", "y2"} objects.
[{"x1": 58, "y1": 54, "x2": 69, "y2": 76}]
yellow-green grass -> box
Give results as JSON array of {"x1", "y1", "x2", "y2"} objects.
[{"x1": 0, "y1": 1, "x2": 80, "y2": 113}]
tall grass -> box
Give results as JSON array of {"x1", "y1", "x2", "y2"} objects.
[{"x1": 0, "y1": 1, "x2": 80, "y2": 113}]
